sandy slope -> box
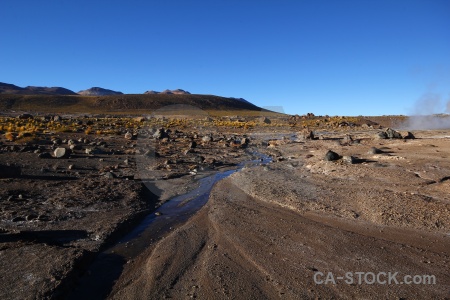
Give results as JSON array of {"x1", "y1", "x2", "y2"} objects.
[{"x1": 110, "y1": 130, "x2": 450, "y2": 299}]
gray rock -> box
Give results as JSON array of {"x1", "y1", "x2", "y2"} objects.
[
  {"x1": 54, "y1": 147, "x2": 69, "y2": 158},
  {"x1": 241, "y1": 137, "x2": 250, "y2": 145},
  {"x1": 385, "y1": 128, "x2": 402, "y2": 139},
  {"x1": 342, "y1": 155, "x2": 356, "y2": 164},
  {"x1": 324, "y1": 150, "x2": 340, "y2": 161}
]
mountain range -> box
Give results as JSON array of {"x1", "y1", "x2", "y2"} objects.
[
  {"x1": 0, "y1": 82, "x2": 78, "y2": 95},
  {"x1": 0, "y1": 82, "x2": 195, "y2": 96},
  {"x1": 0, "y1": 81, "x2": 272, "y2": 115}
]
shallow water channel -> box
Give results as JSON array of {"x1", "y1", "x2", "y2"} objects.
[{"x1": 68, "y1": 152, "x2": 271, "y2": 299}]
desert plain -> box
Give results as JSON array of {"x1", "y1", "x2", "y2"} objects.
[{"x1": 0, "y1": 107, "x2": 449, "y2": 299}]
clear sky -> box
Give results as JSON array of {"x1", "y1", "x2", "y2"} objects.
[{"x1": 1, "y1": 0, "x2": 449, "y2": 116}]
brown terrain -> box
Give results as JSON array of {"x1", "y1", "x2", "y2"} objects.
[{"x1": 0, "y1": 93, "x2": 449, "y2": 299}]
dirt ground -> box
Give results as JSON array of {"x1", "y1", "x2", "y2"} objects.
[
  {"x1": 1, "y1": 114, "x2": 449, "y2": 299},
  {"x1": 0, "y1": 120, "x2": 255, "y2": 299},
  {"x1": 110, "y1": 129, "x2": 450, "y2": 299}
]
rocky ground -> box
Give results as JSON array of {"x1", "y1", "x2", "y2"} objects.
[
  {"x1": 1, "y1": 113, "x2": 449, "y2": 299},
  {"x1": 110, "y1": 129, "x2": 450, "y2": 299},
  {"x1": 0, "y1": 115, "x2": 258, "y2": 299}
]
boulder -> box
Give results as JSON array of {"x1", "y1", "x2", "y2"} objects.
[
  {"x1": 324, "y1": 150, "x2": 340, "y2": 161},
  {"x1": 385, "y1": 128, "x2": 402, "y2": 139},
  {"x1": 54, "y1": 147, "x2": 70, "y2": 158}
]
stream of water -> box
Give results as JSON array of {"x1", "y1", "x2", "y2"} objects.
[{"x1": 68, "y1": 152, "x2": 271, "y2": 299}]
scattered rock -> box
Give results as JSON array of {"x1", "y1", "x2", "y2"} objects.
[
  {"x1": 188, "y1": 141, "x2": 197, "y2": 149},
  {"x1": 324, "y1": 150, "x2": 340, "y2": 161}
]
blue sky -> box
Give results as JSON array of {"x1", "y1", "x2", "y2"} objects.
[{"x1": 1, "y1": 0, "x2": 449, "y2": 116}]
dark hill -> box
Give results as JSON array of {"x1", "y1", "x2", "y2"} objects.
[
  {"x1": 0, "y1": 82, "x2": 77, "y2": 95},
  {"x1": 0, "y1": 93, "x2": 273, "y2": 116}
]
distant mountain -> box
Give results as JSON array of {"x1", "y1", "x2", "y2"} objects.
[
  {"x1": 0, "y1": 82, "x2": 77, "y2": 95},
  {"x1": 78, "y1": 87, "x2": 123, "y2": 96},
  {"x1": 144, "y1": 89, "x2": 191, "y2": 95}
]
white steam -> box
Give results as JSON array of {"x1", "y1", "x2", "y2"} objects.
[{"x1": 400, "y1": 93, "x2": 450, "y2": 130}]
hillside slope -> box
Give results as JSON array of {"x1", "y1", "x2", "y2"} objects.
[{"x1": 0, "y1": 93, "x2": 273, "y2": 115}]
